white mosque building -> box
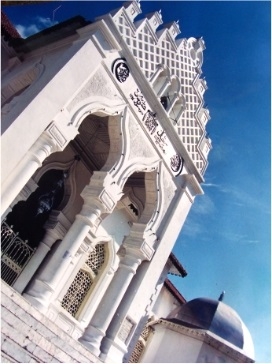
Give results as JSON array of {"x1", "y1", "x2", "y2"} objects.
[{"x1": 1, "y1": 1, "x2": 254, "y2": 362}]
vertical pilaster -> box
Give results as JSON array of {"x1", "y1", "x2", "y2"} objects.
[
  {"x1": 78, "y1": 249, "x2": 143, "y2": 357},
  {"x1": 79, "y1": 224, "x2": 154, "y2": 358},
  {"x1": 98, "y1": 175, "x2": 203, "y2": 362}
]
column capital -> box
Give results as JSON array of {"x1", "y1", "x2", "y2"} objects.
[
  {"x1": 49, "y1": 109, "x2": 79, "y2": 148},
  {"x1": 81, "y1": 171, "x2": 123, "y2": 213},
  {"x1": 181, "y1": 173, "x2": 204, "y2": 202},
  {"x1": 26, "y1": 129, "x2": 62, "y2": 167},
  {"x1": 123, "y1": 241, "x2": 154, "y2": 262},
  {"x1": 123, "y1": 223, "x2": 154, "y2": 261}
]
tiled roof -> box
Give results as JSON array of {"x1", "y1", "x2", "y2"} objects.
[
  {"x1": 164, "y1": 278, "x2": 186, "y2": 304},
  {"x1": 168, "y1": 252, "x2": 187, "y2": 277},
  {"x1": 1, "y1": 10, "x2": 21, "y2": 39}
]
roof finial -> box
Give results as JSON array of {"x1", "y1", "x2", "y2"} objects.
[{"x1": 218, "y1": 291, "x2": 225, "y2": 301}]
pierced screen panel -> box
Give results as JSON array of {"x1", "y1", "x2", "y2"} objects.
[
  {"x1": 129, "y1": 322, "x2": 152, "y2": 363},
  {"x1": 111, "y1": 4, "x2": 211, "y2": 175},
  {"x1": 61, "y1": 243, "x2": 106, "y2": 317},
  {"x1": 129, "y1": 340, "x2": 145, "y2": 363},
  {"x1": 85, "y1": 243, "x2": 105, "y2": 275},
  {"x1": 61, "y1": 270, "x2": 92, "y2": 317}
]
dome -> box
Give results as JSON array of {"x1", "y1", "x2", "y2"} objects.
[{"x1": 166, "y1": 297, "x2": 255, "y2": 360}]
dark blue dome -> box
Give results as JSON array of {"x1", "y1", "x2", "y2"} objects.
[{"x1": 166, "y1": 297, "x2": 245, "y2": 350}]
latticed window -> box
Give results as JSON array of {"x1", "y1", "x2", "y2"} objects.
[
  {"x1": 129, "y1": 322, "x2": 153, "y2": 363},
  {"x1": 129, "y1": 340, "x2": 145, "y2": 363},
  {"x1": 61, "y1": 243, "x2": 106, "y2": 317},
  {"x1": 86, "y1": 243, "x2": 105, "y2": 275},
  {"x1": 61, "y1": 270, "x2": 92, "y2": 317},
  {"x1": 141, "y1": 324, "x2": 152, "y2": 341}
]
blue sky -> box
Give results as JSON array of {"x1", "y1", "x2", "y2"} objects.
[{"x1": 3, "y1": 1, "x2": 271, "y2": 362}]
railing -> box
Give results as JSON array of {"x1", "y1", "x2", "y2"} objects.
[{"x1": 1, "y1": 220, "x2": 36, "y2": 286}]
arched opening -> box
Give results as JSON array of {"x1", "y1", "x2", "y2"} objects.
[
  {"x1": 123, "y1": 171, "x2": 146, "y2": 218},
  {"x1": 1, "y1": 112, "x2": 113, "y2": 290},
  {"x1": 71, "y1": 113, "x2": 111, "y2": 172},
  {"x1": 5, "y1": 169, "x2": 66, "y2": 249},
  {"x1": 1, "y1": 168, "x2": 67, "y2": 286}
]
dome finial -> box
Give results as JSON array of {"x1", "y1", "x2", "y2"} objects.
[{"x1": 218, "y1": 291, "x2": 225, "y2": 301}]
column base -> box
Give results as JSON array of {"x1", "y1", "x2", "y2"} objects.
[
  {"x1": 23, "y1": 279, "x2": 54, "y2": 313},
  {"x1": 100, "y1": 337, "x2": 127, "y2": 363},
  {"x1": 78, "y1": 325, "x2": 105, "y2": 357},
  {"x1": 13, "y1": 242, "x2": 50, "y2": 294},
  {"x1": 23, "y1": 292, "x2": 49, "y2": 313}
]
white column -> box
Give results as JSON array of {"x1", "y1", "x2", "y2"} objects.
[
  {"x1": 79, "y1": 224, "x2": 154, "y2": 358},
  {"x1": 12, "y1": 221, "x2": 65, "y2": 294},
  {"x1": 23, "y1": 206, "x2": 102, "y2": 311},
  {"x1": 99, "y1": 176, "x2": 203, "y2": 362},
  {"x1": 23, "y1": 176, "x2": 121, "y2": 312},
  {"x1": 78, "y1": 249, "x2": 143, "y2": 357},
  {"x1": 1, "y1": 131, "x2": 60, "y2": 217}
]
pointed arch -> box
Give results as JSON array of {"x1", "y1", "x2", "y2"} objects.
[
  {"x1": 33, "y1": 156, "x2": 80, "y2": 215},
  {"x1": 69, "y1": 96, "x2": 127, "y2": 130},
  {"x1": 58, "y1": 234, "x2": 119, "y2": 326}
]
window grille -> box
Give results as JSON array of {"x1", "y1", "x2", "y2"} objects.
[
  {"x1": 129, "y1": 322, "x2": 153, "y2": 363},
  {"x1": 61, "y1": 243, "x2": 106, "y2": 317},
  {"x1": 141, "y1": 324, "x2": 152, "y2": 341},
  {"x1": 61, "y1": 270, "x2": 92, "y2": 317},
  {"x1": 129, "y1": 340, "x2": 145, "y2": 363},
  {"x1": 86, "y1": 243, "x2": 105, "y2": 275},
  {"x1": 1, "y1": 221, "x2": 36, "y2": 287}
]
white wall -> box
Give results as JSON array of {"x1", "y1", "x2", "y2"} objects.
[
  {"x1": 141, "y1": 324, "x2": 202, "y2": 363},
  {"x1": 152, "y1": 285, "x2": 182, "y2": 319}
]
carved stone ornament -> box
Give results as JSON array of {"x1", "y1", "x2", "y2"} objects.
[
  {"x1": 112, "y1": 58, "x2": 130, "y2": 83},
  {"x1": 143, "y1": 110, "x2": 158, "y2": 134},
  {"x1": 129, "y1": 88, "x2": 146, "y2": 115},
  {"x1": 170, "y1": 154, "x2": 184, "y2": 176}
]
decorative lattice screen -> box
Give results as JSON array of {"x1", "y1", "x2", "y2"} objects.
[
  {"x1": 86, "y1": 243, "x2": 105, "y2": 275},
  {"x1": 111, "y1": 3, "x2": 211, "y2": 175},
  {"x1": 61, "y1": 243, "x2": 105, "y2": 317},
  {"x1": 129, "y1": 322, "x2": 153, "y2": 363},
  {"x1": 129, "y1": 340, "x2": 145, "y2": 363},
  {"x1": 61, "y1": 270, "x2": 92, "y2": 317}
]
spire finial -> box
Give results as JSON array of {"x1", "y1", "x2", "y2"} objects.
[{"x1": 218, "y1": 291, "x2": 225, "y2": 301}]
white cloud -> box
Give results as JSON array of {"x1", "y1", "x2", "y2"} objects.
[
  {"x1": 15, "y1": 17, "x2": 58, "y2": 38},
  {"x1": 202, "y1": 182, "x2": 220, "y2": 188},
  {"x1": 181, "y1": 218, "x2": 203, "y2": 239},
  {"x1": 202, "y1": 179, "x2": 270, "y2": 214},
  {"x1": 217, "y1": 231, "x2": 260, "y2": 245},
  {"x1": 16, "y1": 24, "x2": 40, "y2": 38},
  {"x1": 194, "y1": 194, "x2": 215, "y2": 215},
  {"x1": 36, "y1": 16, "x2": 57, "y2": 27}
]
